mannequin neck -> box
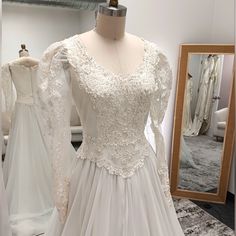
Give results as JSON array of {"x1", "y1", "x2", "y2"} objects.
[
  {"x1": 95, "y1": 12, "x2": 126, "y2": 40},
  {"x1": 19, "y1": 51, "x2": 29, "y2": 57}
]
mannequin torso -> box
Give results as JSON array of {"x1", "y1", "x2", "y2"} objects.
[
  {"x1": 11, "y1": 57, "x2": 39, "y2": 68},
  {"x1": 78, "y1": 12, "x2": 145, "y2": 75},
  {"x1": 3, "y1": 53, "x2": 39, "y2": 105}
]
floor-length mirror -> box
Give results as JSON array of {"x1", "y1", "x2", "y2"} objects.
[{"x1": 171, "y1": 45, "x2": 235, "y2": 203}]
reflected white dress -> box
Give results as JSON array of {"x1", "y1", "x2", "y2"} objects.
[
  {"x1": 180, "y1": 136, "x2": 198, "y2": 169},
  {"x1": 2, "y1": 63, "x2": 53, "y2": 236},
  {"x1": 181, "y1": 78, "x2": 197, "y2": 168},
  {"x1": 200, "y1": 56, "x2": 221, "y2": 134},
  {"x1": 183, "y1": 77, "x2": 193, "y2": 135},
  {"x1": 37, "y1": 35, "x2": 184, "y2": 236},
  {"x1": 190, "y1": 57, "x2": 215, "y2": 136}
]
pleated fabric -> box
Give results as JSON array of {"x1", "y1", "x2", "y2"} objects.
[
  {"x1": 3, "y1": 103, "x2": 53, "y2": 236},
  {"x1": 0, "y1": 164, "x2": 12, "y2": 236},
  {"x1": 45, "y1": 150, "x2": 184, "y2": 236}
]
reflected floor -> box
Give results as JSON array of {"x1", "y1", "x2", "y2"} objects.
[{"x1": 178, "y1": 135, "x2": 223, "y2": 192}]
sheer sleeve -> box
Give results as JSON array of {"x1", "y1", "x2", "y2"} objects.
[
  {"x1": 1, "y1": 64, "x2": 15, "y2": 114},
  {"x1": 150, "y1": 50, "x2": 173, "y2": 206},
  {"x1": 36, "y1": 41, "x2": 75, "y2": 223}
]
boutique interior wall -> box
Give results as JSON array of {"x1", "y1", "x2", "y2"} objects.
[{"x1": 2, "y1": 0, "x2": 235, "y2": 193}]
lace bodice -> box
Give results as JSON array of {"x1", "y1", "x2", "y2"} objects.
[
  {"x1": 37, "y1": 35, "x2": 173, "y2": 222},
  {"x1": 70, "y1": 38, "x2": 157, "y2": 178},
  {"x1": 2, "y1": 63, "x2": 38, "y2": 109}
]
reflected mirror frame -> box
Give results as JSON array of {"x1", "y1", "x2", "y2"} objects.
[{"x1": 170, "y1": 44, "x2": 235, "y2": 204}]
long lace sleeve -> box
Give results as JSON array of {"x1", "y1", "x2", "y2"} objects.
[
  {"x1": 150, "y1": 50, "x2": 173, "y2": 206},
  {"x1": 1, "y1": 64, "x2": 15, "y2": 114},
  {"x1": 36, "y1": 41, "x2": 74, "y2": 223}
]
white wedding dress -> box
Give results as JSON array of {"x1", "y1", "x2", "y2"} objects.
[
  {"x1": 189, "y1": 56, "x2": 215, "y2": 136},
  {"x1": 183, "y1": 77, "x2": 193, "y2": 135},
  {"x1": 0, "y1": 165, "x2": 12, "y2": 236},
  {"x1": 37, "y1": 35, "x2": 184, "y2": 236},
  {"x1": 181, "y1": 78, "x2": 197, "y2": 168},
  {"x1": 200, "y1": 56, "x2": 221, "y2": 134},
  {"x1": 0, "y1": 136, "x2": 12, "y2": 236},
  {"x1": 2, "y1": 63, "x2": 53, "y2": 236},
  {"x1": 180, "y1": 136, "x2": 198, "y2": 169}
]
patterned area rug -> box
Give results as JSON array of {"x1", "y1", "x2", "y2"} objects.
[
  {"x1": 179, "y1": 135, "x2": 223, "y2": 192},
  {"x1": 35, "y1": 199, "x2": 234, "y2": 236},
  {"x1": 174, "y1": 199, "x2": 234, "y2": 236}
]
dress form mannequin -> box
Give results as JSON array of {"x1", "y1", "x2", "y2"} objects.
[
  {"x1": 19, "y1": 44, "x2": 29, "y2": 57},
  {"x1": 11, "y1": 44, "x2": 39, "y2": 67},
  {"x1": 78, "y1": 3, "x2": 145, "y2": 75}
]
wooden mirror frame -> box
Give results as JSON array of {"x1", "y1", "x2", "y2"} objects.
[{"x1": 170, "y1": 44, "x2": 235, "y2": 203}]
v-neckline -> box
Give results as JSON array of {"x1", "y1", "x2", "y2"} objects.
[{"x1": 75, "y1": 35, "x2": 148, "y2": 78}]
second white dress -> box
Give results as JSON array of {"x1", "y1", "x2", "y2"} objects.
[{"x1": 2, "y1": 63, "x2": 53, "y2": 236}]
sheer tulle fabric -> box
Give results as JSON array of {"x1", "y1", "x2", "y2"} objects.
[
  {"x1": 46, "y1": 151, "x2": 183, "y2": 236},
  {"x1": 0, "y1": 163, "x2": 12, "y2": 236},
  {"x1": 0, "y1": 64, "x2": 12, "y2": 236},
  {"x1": 1, "y1": 63, "x2": 54, "y2": 235},
  {"x1": 3, "y1": 103, "x2": 53, "y2": 236},
  {"x1": 2, "y1": 64, "x2": 16, "y2": 114}
]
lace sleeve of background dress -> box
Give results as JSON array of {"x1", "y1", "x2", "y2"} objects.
[
  {"x1": 150, "y1": 49, "x2": 173, "y2": 207},
  {"x1": 1, "y1": 64, "x2": 15, "y2": 114},
  {"x1": 35, "y1": 40, "x2": 74, "y2": 224}
]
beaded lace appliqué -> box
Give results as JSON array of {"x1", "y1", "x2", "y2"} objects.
[{"x1": 68, "y1": 37, "x2": 159, "y2": 178}]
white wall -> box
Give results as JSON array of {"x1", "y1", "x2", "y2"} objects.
[
  {"x1": 210, "y1": 0, "x2": 235, "y2": 43},
  {"x1": 209, "y1": 0, "x2": 235, "y2": 194},
  {"x1": 219, "y1": 55, "x2": 234, "y2": 110},
  {"x1": 2, "y1": 1, "x2": 234, "y2": 193},
  {"x1": 2, "y1": 3, "x2": 84, "y2": 63}
]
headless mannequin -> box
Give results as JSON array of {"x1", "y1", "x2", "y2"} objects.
[
  {"x1": 10, "y1": 44, "x2": 38, "y2": 68},
  {"x1": 78, "y1": 4, "x2": 145, "y2": 75},
  {"x1": 2, "y1": 45, "x2": 39, "y2": 137}
]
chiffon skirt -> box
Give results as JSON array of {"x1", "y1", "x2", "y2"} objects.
[
  {"x1": 0, "y1": 164, "x2": 12, "y2": 236},
  {"x1": 3, "y1": 102, "x2": 53, "y2": 236},
  {"x1": 45, "y1": 146, "x2": 184, "y2": 236}
]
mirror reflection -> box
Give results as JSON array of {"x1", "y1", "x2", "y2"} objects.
[{"x1": 178, "y1": 53, "x2": 234, "y2": 193}]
